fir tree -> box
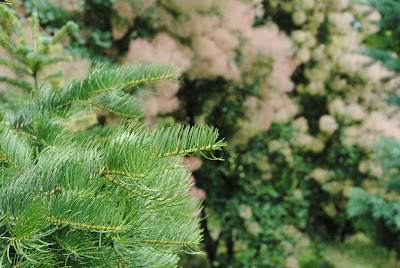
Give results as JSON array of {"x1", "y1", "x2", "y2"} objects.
[{"x1": 0, "y1": 5, "x2": 225, "y2": 267}]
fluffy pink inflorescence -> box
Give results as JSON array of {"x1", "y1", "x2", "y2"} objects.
[
  {"x1": 183, "y1": 157, "x2": 205, "y2": 200},
  {"x1": 122, "y1": 0, "x2": 301, "y2": 143},
  {"x1": 122, "y1": 1, "x2": 400, "y2": 196},
  {"x1": 124, "y1": 33, "x2": 193, "y2": 116},
  {"x1": 125, "y1": 33, "x2": 193, "y2": 72}
]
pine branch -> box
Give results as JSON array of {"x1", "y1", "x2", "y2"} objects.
[
  {"x1": 90, "y1": 64, "x2": 179, "y2": 94},
  {"x1": 147, "y1": 125, "x2": 226, "y2": 159},
  {"x1": 0, "y1": 58, "x2": 31, "y2": 75},
  {"x1": 44, "y1": 56, "x2": 73, "y2": 66},
  {"x1": 142, "y1": 240, "x2": 193, "y2": 246},
  {"x1": 0, "y1": 126, "x2": 33, "y2": 170},
  {"x1": 52, "y1": 229, "x2": 104, "y2": 261},
  {"x1": 104, "y1": 169, "x2": 145, "y2": 179},
  {"x1": 0, "y1": 77, "x2": 33, "y2": 92},
  {"x1": 0, "y1": 5, "x2": 26, "y2": 45},
  {"x1": 10, "y1": 63, "x2": 178, "y2": 123},
  {"x1": 50, "y1": 22, "x2": 78, "y2": 45},
  {"x1": 112, "y1": 242, "x2": 127, "y2": 268},
  {"x1": 0, "y1": 6, "x2": 224, "y2": 264},
  {"x1": 0, "y1": 25, "x2": 16, "y2": 53},
  {"x1": 348, "y1": 187, "x2": 378, "y2": 218},
  {"x1": 42, "y1": 70, "x2": 64, "y2": 83},
  {"x1": 30, "y1": 12, "x2": 40, "y2": 55},
  {"x1": 48, "y1": 217, "x2": 124, "y2": 232},
  {"x1": 72, "y1": 91, "x2": 144, "y2": 118},
  {"x1": 64, "y1": 63, "x2": 178, "y2": 100},
  {"x1": 110, "y1": 243, "x2": 180, "y2": 267},
  {"x1": 103, "y1": 174, "x2": 171, "y2": 202}
]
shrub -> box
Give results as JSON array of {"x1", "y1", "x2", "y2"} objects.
[{"x1": 348, "y1": 0, "x2": 400, "y2": 253}]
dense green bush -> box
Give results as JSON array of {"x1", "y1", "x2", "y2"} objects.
[
  {"x1": 348, "y1": 138, "x2": 400, "y2": 252},
  {"x1": 348, "y1": 0, "x2": 400, "y2": 254},
  {"x1": 363, "y1": 0, "x2": 400, "y2": 55}
]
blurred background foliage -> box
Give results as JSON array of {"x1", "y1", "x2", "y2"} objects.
[{"x1": 2, "y1": 0, "x2": 400, "y2": 267}]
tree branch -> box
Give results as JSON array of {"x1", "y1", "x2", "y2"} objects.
[{"x1": 112, "y1": 242, "x2": 126, "y2": 268}]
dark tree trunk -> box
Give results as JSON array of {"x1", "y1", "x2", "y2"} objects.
[{"x1": 200, "y1": 203, "x2": 219, "y2": 267}]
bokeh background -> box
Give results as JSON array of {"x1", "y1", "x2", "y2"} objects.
[{"x1": 2, "y1": 0, "x2": 400, "y2": 267}]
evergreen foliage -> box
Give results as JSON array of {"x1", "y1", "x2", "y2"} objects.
[
  {"x1": 13, "y1": 0, "x2": 400, "y2": 267},
  {"x1": 0, "y1": 5, "x2": 225, "y2": 267},
  {"x1": 0, "y1": 5, "x2": 77, "y2": 92}
]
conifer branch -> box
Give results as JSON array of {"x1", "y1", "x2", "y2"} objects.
[
  {"x1": 33, "y1": 122, "x2": 49, "y2": 146},
  {"x1": 0, "y1": 151, "x2": 19, "y2": 170},
  {"x1": 143, "y1": 240, "x2": 192, "y2": 246},
  {"x1": 0, "y1": 5, "x2": 26, "y2": 45},
  {"x1": 96, "y1": 137, "x2": 113, "y2": 143},
  {"x1": 103, "y1": 174, "x2": 170, "y2": 202},
  {"x1": 0, "y1": 27, "x2": 15, "y2": 53},
  {"x1": 145, "y1": 125, "x2": 226, "y2": 159},
  {"x1": 15, "y1": 129, "x2": 49, "y2": 147},
  {"x1": 63, "y1": 63, "x2": 178, "y2": 99},
  {"x1": 50, "y1": 22, "x2": 78, "y2": 45},
  {"x1": 91, "y1": 73, "x2": 178, "y2": 95},
  {"x1": 158, "y1": 144, "x2": 223, "y2": 158},
  {"x1": 0, "y1": 6, "x2": 223, "y2": 265},
  {"x1": 0, "y1": 77, "x2": 33, "y2": 92},
  {"x1": 104, "y1": 169, "x2": 145, "y2": 179},
  {"x1": 44, "y1": 56, "x2": 73, "y2": 66},
  {"x1": 72, "y1": 98, "x2": 141, "y2": 118},
  {"x1": 43, "y1": 71, "x2": 64, "y2": 82},
  {"x1": 0, "y1": 58, "x2": 31, "y2": 75},
  {"x1": 112, "y1": 243, "x2": 126, "y2": 268},
  {"x1": 47, "y1": 217, "x2": 124, "y2": 232},
  {"x1": 9, "y1": 229, "x2": 38, "y2": 242}
]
